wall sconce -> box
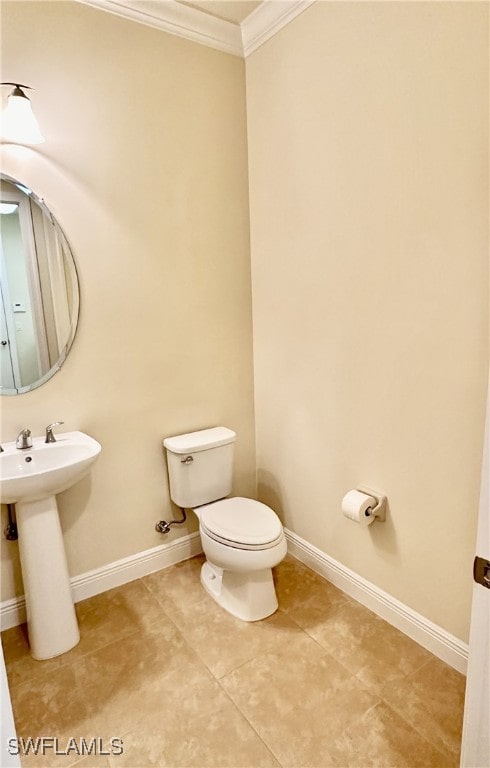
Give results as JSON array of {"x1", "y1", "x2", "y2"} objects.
[
  {"x1": 0, "y1": 203, "x2": 19, "y2": 215},
  {"x1": 1, "y1": 83, "x2": 45, "y2": 145}
]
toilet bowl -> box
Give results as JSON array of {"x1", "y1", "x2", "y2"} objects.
[
  {"x1": 163, "y1": 427, "x2": 286, "y2": 621},
  {"x1": 195, "y1": 497, "x2": 287, "y2": 621}
]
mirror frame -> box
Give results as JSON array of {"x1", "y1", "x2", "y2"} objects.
[{"x1": 0, "y1": 173, "x2": 80, "y2": 395}]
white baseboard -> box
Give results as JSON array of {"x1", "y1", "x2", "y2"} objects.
[
  {"x1": 0, "y1": 532, "x2": 203, "y2": 632},
  {"x1": 0, "y1": 596, "x2": 26, "y2": 634},
  {"x1": 284, "y1": 528, "x2": 469, "y2": 675}
]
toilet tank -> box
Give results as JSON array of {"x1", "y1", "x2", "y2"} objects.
[{"x1": 163, "y1": 427, "x2": 236, "y2": 509}]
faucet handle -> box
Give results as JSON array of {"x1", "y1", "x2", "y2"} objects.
[
  {"x1": 45, "y1": 421, "x2": 64, "y2": 443},
  {"x1": 16, "y1": 428, "x2": 32, "y2": 449}
]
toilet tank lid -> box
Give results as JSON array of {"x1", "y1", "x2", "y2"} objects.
[{"x1": 163, "y1": 426, "x2": 236, "y2": 454}]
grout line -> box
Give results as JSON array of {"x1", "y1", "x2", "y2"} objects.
[
  {"x1": 285, "y1": 529, "x2": 468, "y2": 675},
  {"x1": 138, "y1": 587, "x2": 219, "y2": 684},
  {"x1": 403, "y1": 654, "x2": 437, "y2": 680},
  {"x1": 122, "y1": 580, "x2": 285, "y2": 766},
  {"x1": 4, "y1": 578, "x2": 189, "y2": 694},
  {"x1": 374, "y1": 695, "x2": 461, "y2": 765},
  {"x1": 351, "y1": 663, "x2": 463, "y2": 762},
  {"x1": 209, "y1": 609, "x2": 329, "y2": 682},
  {"x1": 213, "y1": 652, "x2": 263, "y2": 681},
  {"x1": 5, "y1": 622, "x2": 145, "y2": 695},
  {"x1": 214, "y1": 674, "x2": 285, "y2": 768},
  {"x1": 273, "y1": 607, "x2": 335, "y2": 657},
  {"x1": 67, "y1": 728, "x2": 136, "y2": 768},
  {"x1": 356, "y1": 699, "x2": 458, "y2": 767}
]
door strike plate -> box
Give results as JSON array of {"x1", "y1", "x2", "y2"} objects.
[{"x1": 473, "y1": 556, "x2": 490, "y2": 589}]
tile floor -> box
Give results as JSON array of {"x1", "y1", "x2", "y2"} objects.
[{"x1": 2, "y1": 555, "x2": 465, "y2": 768}]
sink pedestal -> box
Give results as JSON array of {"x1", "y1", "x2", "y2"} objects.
[
  {"x1": 16, "y1": 496, "x2": 80, "y2": 660},
  {"x1": 0, "y1": 431, "x2": 101, "y2": 659}
]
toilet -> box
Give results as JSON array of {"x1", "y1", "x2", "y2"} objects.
[{"x1": 163, "y1": 426, "x2": 287, "y2": 621}]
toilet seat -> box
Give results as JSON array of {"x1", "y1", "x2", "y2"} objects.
[{"x1": 200, "y1": 497, "x2": 284, "y2": 551}]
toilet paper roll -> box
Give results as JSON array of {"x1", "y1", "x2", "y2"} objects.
[{"x1": 342, "y1": 490, "x2": 376, "y2": 526}]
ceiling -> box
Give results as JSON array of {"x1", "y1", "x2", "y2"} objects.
[
  {"x1": 77, "y1": 0, "x2": 313, "y2": 58},
  {"x1": 179, "y1": 1, "x2": 262, "y2": 25}
]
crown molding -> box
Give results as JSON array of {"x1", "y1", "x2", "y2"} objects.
[
  {"x1": 241, "y1": 0, "x2": 316, "y2": 57},
  {"x1": 77, "y1": 0, "x2": 316, "y2": 58},
  {"x1": 78, "y1": 0, "x2": 243, "y2": 57}
]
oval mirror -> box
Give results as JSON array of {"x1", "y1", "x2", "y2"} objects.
[{"x1": 0, "y1": 174, "x2": 79, "y2": 394}]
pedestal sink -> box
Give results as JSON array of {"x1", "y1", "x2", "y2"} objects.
[{"x1": 0, "y1": 431, "x2": 101, "y2": 660}]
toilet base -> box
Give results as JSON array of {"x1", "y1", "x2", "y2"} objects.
[{"x1": 200, "y1": 560, "x2": 278, "y2": 622}]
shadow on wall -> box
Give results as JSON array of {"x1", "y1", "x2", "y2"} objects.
[
  {"x1": 57, "y1": 474, "x2": 94, "y2": 534},
  {"x1": 257, "y1": 470, "x2": 285, "y2": 522},
  {"x1": 366, "y1": 496, "x2": 399, "y2": 561},
  {"x1": 0, "y1": 506, "x2": 24, "y2": 600}
]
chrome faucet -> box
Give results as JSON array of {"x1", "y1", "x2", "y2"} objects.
[
  {"x1": 16, "y1": 428, "x2": 32, "y2": 450},
  {"x1": 45, "y1": 421, "x2": 64, "y2": 443}
]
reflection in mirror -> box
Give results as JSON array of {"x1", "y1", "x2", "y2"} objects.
[{"x1": 0, "y1": 174, "x2": 79, "y2": 394}]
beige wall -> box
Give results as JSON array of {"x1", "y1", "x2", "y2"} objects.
[
  {"x1": 0, "y1": 2, "x2": 255, "y2": 600},
  {"x1": 246, "y1": 1, "x2": 489, "y2": 641},
  {"x1": 1, "y1": 0, "x2": 488, "y2": 646}
]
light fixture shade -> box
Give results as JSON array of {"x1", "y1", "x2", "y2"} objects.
[
  {"x1": 0, "y1": 203, "x2": 19, "y2": 214},
  {"x1": 1, "y1": 88, "x2": 45, "y2": 145}
]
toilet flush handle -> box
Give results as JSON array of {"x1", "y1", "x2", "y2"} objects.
[{"x1": 181, "y1": 456, "x2": 193, "y2": 465}]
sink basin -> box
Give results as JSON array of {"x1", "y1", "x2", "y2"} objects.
[
  {"x1": 0, "y1": 430, "x2": 101, "y2": 661},
  {"x1": 0, "y1": 431, "x2": 101, "y2": 504}
]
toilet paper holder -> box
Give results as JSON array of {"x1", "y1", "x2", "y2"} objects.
[{"x1": 357, "y1": 485, "x2": 387, "y2": 522}]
